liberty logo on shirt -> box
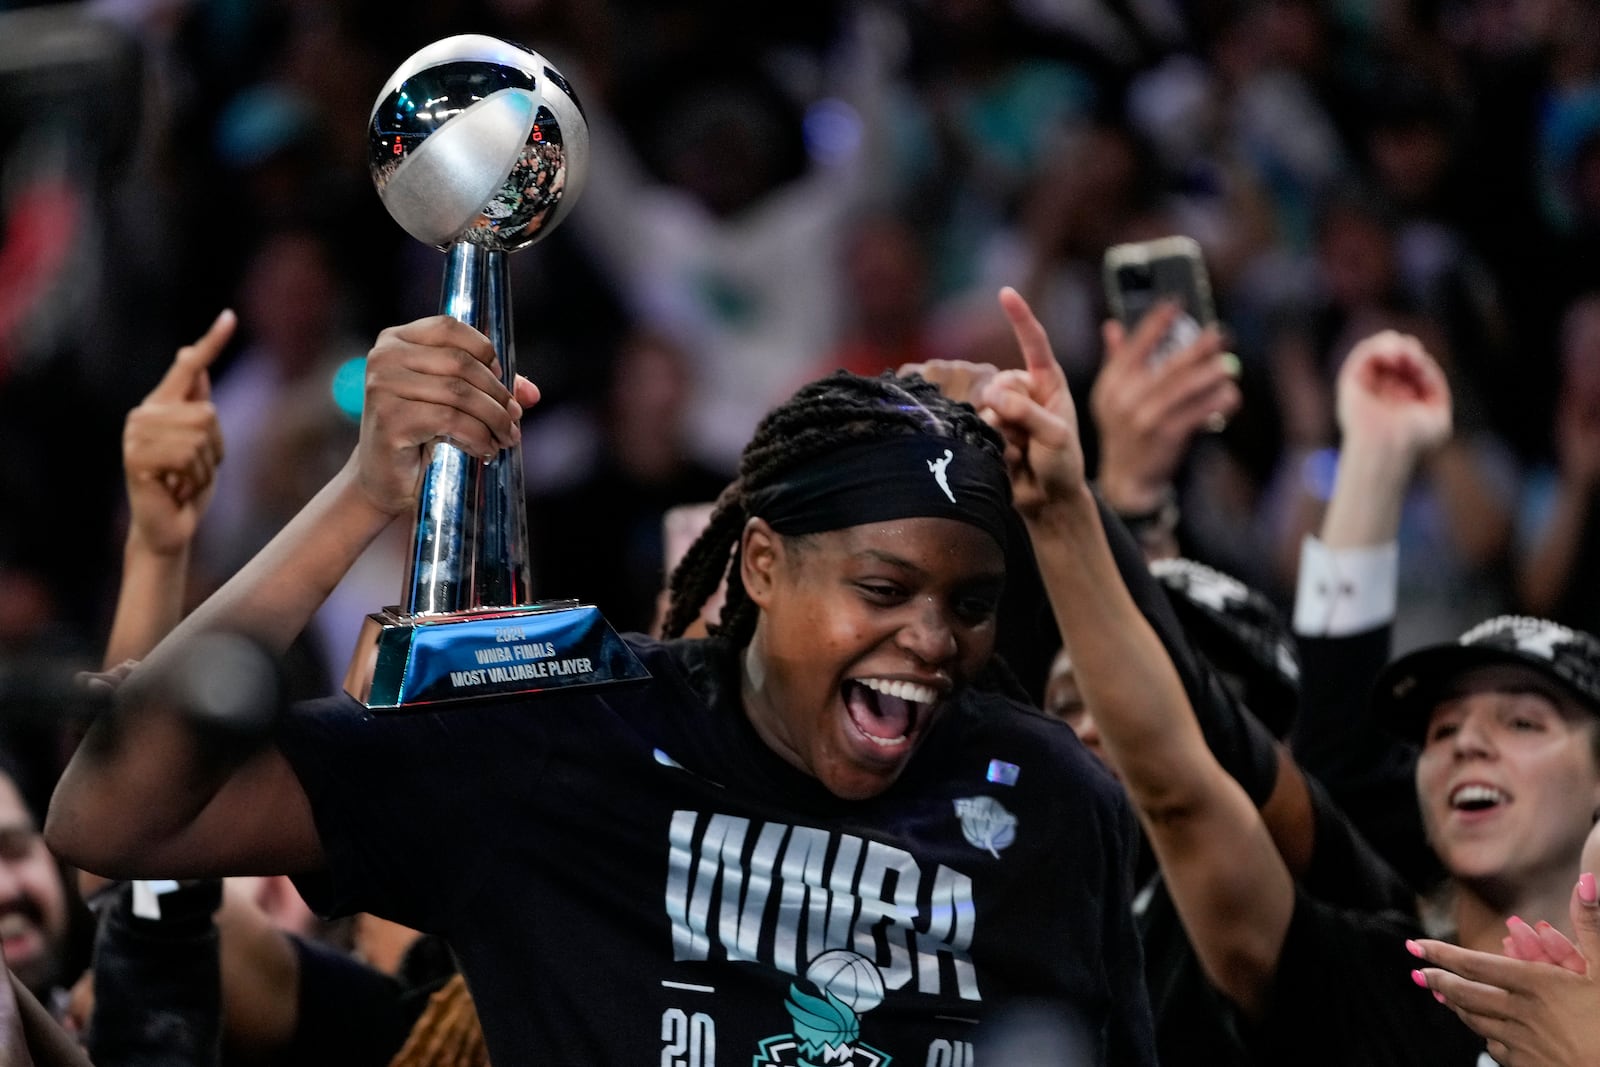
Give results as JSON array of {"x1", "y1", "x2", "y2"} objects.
[
  {"x1": 753, "y1": 949, "x2": 892, "y2": 1066},
  {"x1": 927, "y1": 449, "x2": 956, "y2": 503},
  {"x1": 953, "y1": 796, "x2": 1016, "y2": 858}
]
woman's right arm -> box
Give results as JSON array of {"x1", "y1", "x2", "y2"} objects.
[{"x1": 45, "y1": 316, "x2": 531, "y2": 880}]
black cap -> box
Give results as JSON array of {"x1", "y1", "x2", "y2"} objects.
[
  {"x1": 1150, "y1": 557, "x2": 1301, "y2": 736},
  {"x1": 1374, "y1": 615, "x2": 1600, "y2": 743}
]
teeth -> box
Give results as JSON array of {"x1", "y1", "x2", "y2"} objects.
[
  {"x1": 0, "y1": 914, "x2": 30, "y2": 939},
  {"x1": 857, "y1": 677, "x2": 938, "y2": 706},
  {"x1": 1450, "y1": 784, "x2": 1508, "y2": 809},
  {"x1": 860, "y1": 730, "x2": 904, "y2": 747}
]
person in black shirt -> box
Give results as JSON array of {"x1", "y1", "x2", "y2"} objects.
[
  {"x1": 45, "y1": 292, "x2": 1156, "y2": 1065},
  {"x1": 1018, "y1": 321, "x2": 1600, "y2": 1065}
]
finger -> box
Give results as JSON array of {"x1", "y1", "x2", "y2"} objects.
[
  {"x1": 998, "y1": 287, "x2": 1062, "y2": 384},
  {"x1": 127, "y1": 433, "x2": 208, "y2": 481},
  {"x1": 150, "y1": 309, "x2": 237, "y2": 402},
  {"x1": 139, "y1": 402, "x2": 227, "y2": 477},
  {"x1": 367, "y1": 337, "x2": 519, "y2": 448},
  {"x1": 981, "y1": 373, "x2": 1073, "y2": 449},
  {"x1": 184, "y1": 445, "x2": 214, "y2": 496},
  {"x1": 1157, "y1": 323, "x2": 1227, "y2": 378},
  {"x1": 365, "y1": 368, "x2": 515, "y2": 462},
  {"x1": 1160, "y1": 377, "x2": 1242, "y2": 436},
  {"x1": 1416, "y1": 966, "x2": 1518, "y2": 1022},
  {"x1": 204, "y1": 407, "x2": 225, "y2": 472},
  {"x1": 1409, "y1": 938, "x2": 1530, "y2": 988},
  {"x1": 1117, "y1": 301, "x2": 1181, "y2": 368},
  {"x1": 377, "y1": 364, "x2": 520, "y2": 450},
  {"x1": 1101, "y1": 318, "x2": 1125, "y2": 353},
  {"x1": 1148, "y1": 346, "x2": 1237, "y2": 415},
  {"x1": 380, "y1": 332, "x2": 516, "y2": 413},
  {"x1": 388, "y1": 315, "x2": 501, "y2": 375},
  {"x1": 513, "y1": 374, "x2": 540, "y2": 411},
  {"x1": 1504, "y1": 916, "x2": 1547, "y2": 963},
  {"x1": 1531, "y1": 920, "x2": 1587, "y2": 975},
  {"x1": 1571, "y1": 871, "x2": 1600, "y2": 970}
]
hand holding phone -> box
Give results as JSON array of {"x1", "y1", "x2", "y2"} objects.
[{"x1": 1102, "y1": 236, "x2": 1216, "y2": 367}]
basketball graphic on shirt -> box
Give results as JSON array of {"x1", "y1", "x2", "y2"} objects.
[{"x1": 805, "y1": 949, "x2": 886, "y2": 1014}]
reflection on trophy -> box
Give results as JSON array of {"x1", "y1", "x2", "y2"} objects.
[{"x1": 345, "y1": 34, "x2": 649, "y2": 709}]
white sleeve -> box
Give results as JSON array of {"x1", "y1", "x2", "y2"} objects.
[{"x1": 1291, "y1": 535, "x2": 1398, "y2": 637}]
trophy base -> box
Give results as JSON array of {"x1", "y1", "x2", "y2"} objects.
[{"x1": 344, "y1": 600, "x2": 651, "y2": 711}]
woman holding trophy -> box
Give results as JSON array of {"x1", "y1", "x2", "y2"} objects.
[{"x1": 45, "y1": 36, "x2": 1165, "y2": 1065}]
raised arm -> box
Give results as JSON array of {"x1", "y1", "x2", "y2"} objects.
[
  {"x1": 1290, "y1": 330, "x2": 1451, "y2": 890},
  {"x1": 103, "y1": 310, "x2": 232, "y2": 668},
  {"x1": 46, "y1": 316, "x2": 533, "y2": 880},
  {"x1": 978, "y1": 287, "x2": 1294, "y2": 1017}
]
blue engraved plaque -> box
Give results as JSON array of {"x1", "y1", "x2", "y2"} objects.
[{"x1": 347, "y1": 600, "x2": 650, "y2": 711}]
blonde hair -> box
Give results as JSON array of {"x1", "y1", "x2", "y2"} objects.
[{"x1": 387, "y1": 974, "x2": 487, "y2": 1067}]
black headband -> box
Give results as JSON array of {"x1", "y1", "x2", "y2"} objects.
[{"x1": 746, "y1": 436, "x2": 1012, "y2": 549}]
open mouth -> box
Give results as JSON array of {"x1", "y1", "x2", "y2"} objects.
[
  {"x1": 1449, "y1": 783, "x2": 1509, "y2": 814},
  {"x1": 843, "y1": 678, "x2": 938, "y2": 749},
  {"x1": 0, "y1": 912, "x2": 39, "y2": 962}
]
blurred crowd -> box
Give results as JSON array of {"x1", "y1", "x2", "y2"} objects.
[
  {"x1": 2, "y1": 0, "x2": 1600, "y2": 1061},
  {"x1": 1, "y1": 0, "x2": 1597, "y2": 674}
]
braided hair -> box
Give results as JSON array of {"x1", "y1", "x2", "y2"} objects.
[
  {"x1": 387, "y1": 973, "x2": 487, "y2": 1067},
  {"x1": 660, "y1": 371, "x2": 1008, "y2": 648}
]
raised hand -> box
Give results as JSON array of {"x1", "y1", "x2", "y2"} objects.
[
  {"x1": 1411, "y1": 873, "x2": 1600, "y2": 1067},
  {"x1": 356, "y1": 316, "x2": 538, "y2": 517},
  {"x1": 1090, "y1": 302, "x2": 1240, "y2": 514},
  {"x1": 123, "y1": 310, "x2": 233, "y2": 555},
  {"x1": 975, "y1": 287, "x2": 1086, "y2": 518},
  {"x1": 1335, "y1": 329, "x2": 1452, "y2": 462}
]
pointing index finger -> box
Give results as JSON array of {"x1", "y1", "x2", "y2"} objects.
[
  {"x1": 998, "y1": 287, "x2": 1059, "y2": 382},
  {"x1": 152, "y1": 309, "x2": 236, "y2": 402}
]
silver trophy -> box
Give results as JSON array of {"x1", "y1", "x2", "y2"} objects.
[{"x1": 345, "y1": 34, "x2": 647, "y2": 709}]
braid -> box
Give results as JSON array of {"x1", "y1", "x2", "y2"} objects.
[
  {"x1": 387, "y1": 973, "x2": 487, "y2": 1067},
  {"x1": 660, "y1": 480, "x2": 747, "y2": 640},
  {"x1": 661, "y1": 371, "x2": 1005, "y2": 647}
]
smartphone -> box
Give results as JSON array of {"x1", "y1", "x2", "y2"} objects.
[{"x1": 1102, "y1": 235, "x2": 1217, "y2": 366}]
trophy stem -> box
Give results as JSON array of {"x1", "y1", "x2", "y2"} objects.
[
  {"x1": 401, "y1": 242, "x2": 532, "y2": 615},
  {"x1": 474, "y1": 249, "x2": 534, "y2": 606}
]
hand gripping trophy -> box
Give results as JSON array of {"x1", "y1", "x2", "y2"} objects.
[{"x1": 346, "y1": 35, "x2": 648, "y2": 709}]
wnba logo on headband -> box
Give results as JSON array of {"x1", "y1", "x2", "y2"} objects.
[
  {"x1": 748, "y1": 437, "x2": 1013, "y2": 548},
  {"x1": 928, "y1": 449, "x2": 956, "y2": 503}
]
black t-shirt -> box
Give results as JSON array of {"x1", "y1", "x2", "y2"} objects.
[
  {"x1": 1248, "y1": 890, "x2": 1491, "y2": 1066},
  {"x1": 1135, "y1": 767, "x2": 1421, "y2": 1067},
  {"x1": 276, "y1": 635, "x2": 1155, "y2": 1066}
]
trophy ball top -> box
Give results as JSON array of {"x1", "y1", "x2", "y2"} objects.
[{"x1": 369, "y1": 34, "x2": 589, "y2": 252}]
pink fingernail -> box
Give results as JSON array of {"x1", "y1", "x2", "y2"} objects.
[
  {"x1": 1411, "y1": 969, "x2": 1428, "y2": 988},
  {"x1": 1404, "y1": 939, "x2": 1423, "y2": 958},
  {"x1": 1580, "y1": 873, "x2": 1597, "y2": 906},
  {"x1": 1433, "y1": 991, "x2": 1446, "y2": 1004},
  {"x1": 1509, "y1": 914, "x2": 1524, "y2": 927}
]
